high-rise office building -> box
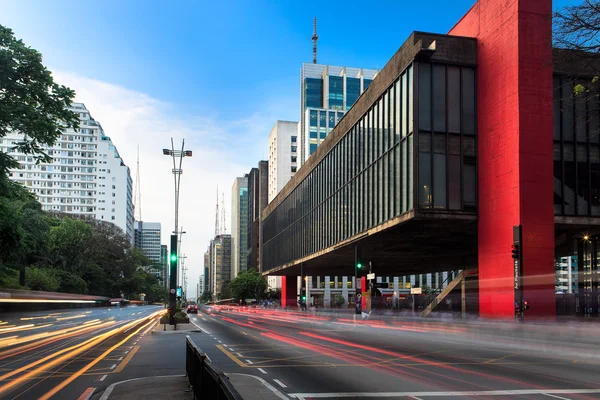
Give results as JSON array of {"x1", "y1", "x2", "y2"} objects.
[
  {"x1": 204, "y1": 249, "x2": 210, "y2": 294},
  {"x1": 300, "y1": 64, "x2": 378, "y2": 162},
  {"x1": 134, "y1": 221, "x2": 162, "y2": 265},
  {"x1": 0, "y1": 103, "x2": 134, "y2": 242},
  {"x1": 268, "y1": 121, "x2": 299, "y2": 203},
  {"x1": 247, "y1": 161, "x2": 268, "y2": 271},
  {"x1": 231, "y1": 175, "x2": 249, "y2": 278},
  {"x1": 210, "y1": 234, "x2": 231, "y2": 298},
  {"x1": 197, "y1": 275, "x2": 205, "y2": 299}
]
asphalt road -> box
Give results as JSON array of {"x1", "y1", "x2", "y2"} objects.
[
  {"x1": 0, "y1": 305, "x2": 164, "y2": 400},
  {"x1": 182, "y1": 307, "x2": 600, "y2": 400}
]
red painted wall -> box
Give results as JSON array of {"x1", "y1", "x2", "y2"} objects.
[
  {"x1": 281, "y1": 276, "x2": 297, "y2": 308},
  {"x1": 361, "y1": 276, "x2": 367, "y2": 310},
  {"x1": 449, "y1": 0, "x2": 555, "y2": 318}
]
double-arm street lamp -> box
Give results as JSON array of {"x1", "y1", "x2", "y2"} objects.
[{"x1": 163, "y1": 138, "x2": 192, "y2": 324}]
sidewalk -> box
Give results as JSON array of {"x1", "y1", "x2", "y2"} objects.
[{"x1": 100, "y1": 375, "x2": 191, "y2": 400}]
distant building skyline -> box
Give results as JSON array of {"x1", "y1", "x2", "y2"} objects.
[{"x1": 231, "y1": 175, "x2": 249, "y2": 278}]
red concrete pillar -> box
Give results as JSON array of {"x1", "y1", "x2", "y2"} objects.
[
  {"x1": 450, "y1": 0, "x2": 555, "y2": 318},
  {"x1": 281, "y1": 276, "x2": 297, "y2": 308},
  {"x1": 361, "y1": 276, "x2": 367, "y2": 310}
]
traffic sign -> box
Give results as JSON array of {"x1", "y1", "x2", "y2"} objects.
[
  {"x1": 411, "y1": 287, "x2": 422, "y2": 295},
  {"x1": 170, "y1": 289, "x2": 176, "y2": 294},
  {"x1": 367, "y1": 273, "x2": 375, "y2": 280}
]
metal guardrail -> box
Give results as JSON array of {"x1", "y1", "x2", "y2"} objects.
[{"x1": 185, "y1": 335, "x2": 243, "y2": 400}]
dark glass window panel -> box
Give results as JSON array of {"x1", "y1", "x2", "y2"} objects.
[
  {"x1": 419, "y1": 152, "x2": 432, "y2": 208},
  {"x1": 462, "y1": 68, "x2": 476, "y2": 135},
  {"x1": 408, "y1": 135, "x2": 414, "y2": 209},
  {"x1": 310, "y1": 143, "x2": 318, "y2": 154},
  {"x1": 383, "y1": 91, "x2": 389, "y2": 151},
  {"x1": 346, "y1": 77, "x2": 361, "y2": 110},
  {"x1": 419, "y1": 133, "x2": 431, "y2": 153},
  {"x1": 408, "y1": 65, "x2": 414, "y2": 134},
  {"x1": 328, "y1": 112, "x2": 336, "y2": 129},
  {"x1": 564, "y1": 143, "x2": 575, "y2": 214},
  {"x1": 433, "y1": 65, "x2": 446, "y2": 132},
  {"x1": 464, "y1": 164, "x2": 476, "y2": 205},
  {"x1": 320, "y1": 131, "x2": 327, "y2": 140},
  {"x1": 577, "y1": 144, "x2": 589, "y2": 215},
  {"x1": 329, "y1": 76, "x2": 344, "y2": 111},
  {"x1": 310, "y1": 130, "x2": 318, "y2": 139},
  {"x1": 575, "y1": 85, "x2": 587, "y2": 142},
  {"x1": 419, "y1": 63, "x2": 431, "y2": 131},
  {"x1": 401, "y1": 140, "x2": 407, "y2": 213},
  {"x1": 434, "y1": 153, "x2": 447, "y2": 208},
  {"x1": 305, "y1": 78, "x2": 323, "y2": 108},
  {"x1": 402, "y1": 73, "x2": 408, "y2": 138},
  {"x1": 463, "y1": 136, "x2": 476, "y2": 157},
  {"x1": 319, "y1": 112, "x2": 326, "y2": 129},
  {"x1": 448, "y1": 66, "x2": 461, "y2": 133},
  {"x1": 591, "y1": 145, "x2": 600, "y2": 215},
  {"x1": 553, "y1": 77, "x2": 561, "y2": 141},
  {"x1": 448, "y1": 154, "x2": 461, "y2": 210},
  {"x1": 363, "y1": 79, "x2": 372, "y2": 91},
  {"x1": 433, "y1": 134, "x2": 446, "y2": 154},
  {"x1": 588, "y1": 91, "x2": 600, "y2": 144},
  {"x1": 562, "y1": 78, "x2": 574, "y2": 141},
  {"x1": 310, "y1": 110, "x2": 318, "y2": 127},
  {"x1": 395, "y1": 80, "x2": 401, "y2": 141},
  {"x1": 448, "y1": 135, "x2": 460, "y2": 155}
]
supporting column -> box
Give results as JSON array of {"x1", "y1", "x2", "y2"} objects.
[
  {"x1": 461, "y1": 276, "x2": 466, "y2": 318},
  {"x1": 450, "y1": 0, "x2": 555, "y2": 318},
  {"x1": 281, "y1": 276, "x2": 297, "y2": 309}
]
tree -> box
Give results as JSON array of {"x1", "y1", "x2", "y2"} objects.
[
  {"x1": 48, "y1": 218, "x2": 93, "y2": 272},
  {"x1": 229, "y1": 270, "x2": 267, "y2": 301},
  {"x1": 0, "y1": 25, "x2": 78, "y2": 190},
  {"x1": 25, "y1": 267, "x2": 60, "y2": 292},
  {"x1": 334, "y1": 294, "x2": 346, "y2": 308},
  {"x1": 200, "y1": 291, "x2": 213, "y2": 303}
]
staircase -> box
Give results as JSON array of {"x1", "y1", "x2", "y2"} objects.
[{"x1": 422, "y1": 270, "x2": 465, "y2": 317}]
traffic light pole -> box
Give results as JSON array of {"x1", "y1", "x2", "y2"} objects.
[
  {"x1": 513, "y1": 225, "x2": 524, "y2": 322},
  {"x1": 355, "y1": 246, "x2": 362, "y2": 315},
  {"x1": 169, "y1": 234, "x2": 178, "y2": 324}
]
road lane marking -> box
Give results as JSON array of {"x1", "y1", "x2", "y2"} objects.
[
  {"x1": 541, "y1": 394, "x2": 572, "y2": 400},
  {"x1": 216, "y1": 344, "x2": 247, "y2": 368},
  {"x1": 245, "y1": 360, "x2": 254, "y2": 364},
  {"x1": 118, "y1": 357, "x2": 123, "y2": 361},
  {"x1": 236, "y1": 352, "x2": 244, "y2": 357},
  {"x1": 258, "y1": 368, "x2": 267, "y2": 374},
  {"x1": 227, "y1": 373, "x2": 288, "y2": 400},
  {"x1": 100, "y1": 375, "x2": 185, "y2": 400},
  {"x1": 288, "y1": 389, "x2": 600, "y2": 398},
  {"x1": 114, "y1": 346, "x2": 140, "y2": 373},
  {"x1": 273, "y1": 379, "x2": 287, "y2": 388},
  {"x1": 77, "y1": 387, "x2": 95, "y2": 400},
  {"x1": 99, "y1": 375, "x2": 107, "y2": 381},
  {"x1": 110, "y1": 364, "x2": 117, "y2": 369}
]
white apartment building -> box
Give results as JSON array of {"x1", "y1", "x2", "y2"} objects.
[
  {"x1": 0, "y1": 103, "x2": 134, "y2": 242},
  {"x1": 268, "y1": 121, "x2": 299, "y2": 203}
]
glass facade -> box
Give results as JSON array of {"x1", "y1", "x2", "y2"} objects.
[
  {"x1": 553, "y1": 75, "x2": 600, "y2": 216},
  {"x1": 264, "y1": 64, "x2": 418, "y2": 271},
  {"x1": 307, "y1": 109, "x2": 346, "y2": 156},
  {"x1": 329, "y1": 76, "x2": 344, "y2": 111},
  {"x1": 305, "y1": 78, "x2": 323, "y2": 109},
  {"x1": 239, "y1": 186, "x2": 249, "y2": 271},
  {"x1": 346, "y1": 78, "x2": 361, "y2": 110},
  {"x1": 416, "y1": 63, "x2": 477, "y2": 212}
]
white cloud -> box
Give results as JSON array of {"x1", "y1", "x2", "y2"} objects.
[{"x1": 52, "y1": 71, "x2": 287, "y2": 298}]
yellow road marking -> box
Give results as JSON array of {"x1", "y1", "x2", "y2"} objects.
[
  {"x1": 114, "y1": 345, "x2": 140, "y2": 373},
  {"x1": 216, "y1": 344, "x2": 247, "y2": 368},
  {"x1": 482, "y1": 353, "x2": 517, "y2": 364}
]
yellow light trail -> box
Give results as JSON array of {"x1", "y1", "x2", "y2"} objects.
[
  {"x1": 0, "y1": 310, "x2": 165, "y2": 397},
  {"x1": 56, "y1": 315, "x2": 87, "y2": 321},
  {"x1": 39, "y1": 316, "x2": 160, "y2": 400},
  {"x1": 0, "y1": 324, "x2": 34, "y2": 333}
]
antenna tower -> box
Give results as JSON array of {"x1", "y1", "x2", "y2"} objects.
[
  {"x1": 133, "y1": 146, "x2": 142, "y2": 221},
  {"x1": 312, "y1": 17, "x2": 319, "y2": 64},
  {"x1": 214, "y1": 187, "x2": 220, "y2": 236},
  {"x1": 221, "y1": 192, "x2": 226, "y2": 234}
]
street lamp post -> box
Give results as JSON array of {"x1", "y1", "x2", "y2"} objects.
[{"x1": 163, "y1": 139, "x2": 192, "y2": 324}]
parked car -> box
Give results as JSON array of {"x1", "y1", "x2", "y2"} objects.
[{"x1": 186, "y1": 304, "x2": 198, "y2": 314}]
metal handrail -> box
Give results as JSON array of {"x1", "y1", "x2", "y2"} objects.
[{"x1": 186, "y1": 336, "x2": 243, "y2": 400}]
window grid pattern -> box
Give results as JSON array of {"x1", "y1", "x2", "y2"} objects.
[{"x1": 263, "y1": 65, "x2": 416, "y2": 272}]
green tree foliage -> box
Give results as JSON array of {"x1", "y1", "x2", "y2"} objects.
[
  {"x1": 229, "y1": 270, "x2": 267, "y2": 301},
  {"x1": 199, "y1": 291, "x2": 213, "y2": 303},
  {"x1": 0, "y1": 25, "x2": 78, "y2": 190},
  {"x1": 25, "y1": 267, "x2": 59, "y2": 292},
  {"x1": 334, "y1": 294, "x2": 346, "y2": 307}
]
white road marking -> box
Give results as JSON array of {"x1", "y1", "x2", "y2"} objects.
[
  {"x1": 226, "y1": 373, "x2": 289, "y2": 400},
  {"x1": 236, "y1": 353, "x2": 243, "y2": 357},
  {"x1": 118, "y1": 357, "x2": 123, "y2": 361},
  {"x1": 218, "y1": 340, "x2": 222, "y2": 343},
  {"x1": 227, "y1": 347, "x2": 234, "y2": 351},
  {"x1": 409, "y1": 397, "x2": 423, "y2": 400},
  {"x1": 124, "y1": 351, "x2": 129, "y2": 354},
  {"x1": 245, "y1": 359, "x2": 254, "y2": 365},
  {"x1": 99, "y1": 375, "x2": 107, "y2": 381},
  {"x1": 541, "y1": 394, "x2": 572, "y2": 400},
  {"x1": 287, "y1": 389, "x2": 600, "y2": 399},
  {"x1": 202, "y1": 318, "x2": 208, "y2": 321},
  {"x1": 258, "y1": 368, "x2": 268, "y2": 374},
  {"x1": 273, "y1": 379, "x2": 287, "y2": 388},
  {"x1": 110, "y1": 364, "x2": 117, "y2": 369}
]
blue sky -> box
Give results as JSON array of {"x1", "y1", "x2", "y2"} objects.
[{"x1": 0, "y1": 0, "x2": 572, "y2": 297}]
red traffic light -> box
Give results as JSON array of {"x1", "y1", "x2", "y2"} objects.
[{"x1": 511, "y1": 244, "x2": 520, "y2": 259}]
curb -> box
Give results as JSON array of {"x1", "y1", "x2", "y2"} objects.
[
  {"x1": 226, "y1": 373, "x2": 290, "y2": 400},
  {"x1": 98, "y1": 375, "x2": 186, "y2": 400}
]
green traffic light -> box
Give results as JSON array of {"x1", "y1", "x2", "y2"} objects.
[
  {"x1": 357, "y1": 262, "x2": 362, "y2": 269},
  {"x1": 302, "y1": 296, "x2": 306, "y2": 300},
  {"x1": 170, "y1": 254, "x2": 177, "y2": 262}
]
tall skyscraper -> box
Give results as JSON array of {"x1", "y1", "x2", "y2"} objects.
[
  {"x1": 300, "y1": 64, "x2": 378, "y2": 162},
  {"x1": 247, "y1": 161, "x2": 268, "y2": 271},
  {"x1": 231, "y1": 175, "x2": 249, "y2": 278},
  {"x1": 210, "y1": 234, "x2": 231, "y2": 298},
  {"x1": 0, "y1": 103, "x2": 134, "y2": 242},
  {"x1": 268, "y1": 121, "x2": 299, "y2": 203},
  {"x1": 134, "y1": 221, "x2": 162, "y2": 265}
]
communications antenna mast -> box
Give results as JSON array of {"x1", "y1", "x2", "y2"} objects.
[
  {"x1": 134, "y1": 146, "x2": 142, "y2": 221},
  {"x1": 312, "y1": 17, "x2": 319, "y2": 64},
  {"x1": 221, "y1": 192, "x2": 226, "y2": 234},
  {"x1": 214, "y1": 187, "x2": 220, "y2": 236}
]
